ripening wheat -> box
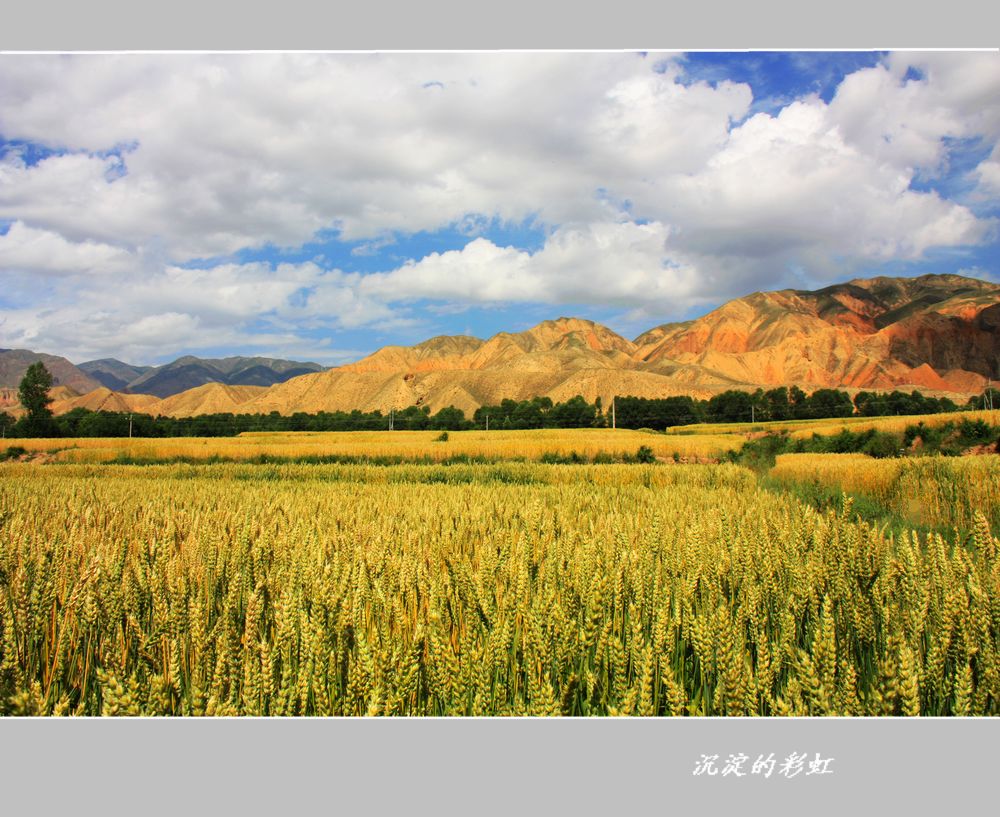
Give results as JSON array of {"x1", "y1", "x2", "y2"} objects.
[{"x1": 0, "y1": 460, "x2": 997, "y2": 716}]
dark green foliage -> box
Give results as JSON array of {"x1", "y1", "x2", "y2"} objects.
[
  {"x1": 474, "y1": 395, "x2": 600, "y2": 430},
  {"x1": 635, "y1": 445, "x2": 656, "y2": 463},
  {"x1": 539, "y1": 450, "x2": 587, "y2": 464},
  {"x1": 903, "y1": 421, "x2": 943, "y2": 451},
  {"x1": 855, "y1": 389, "x2": 959, "y2": 417},
  {"x1": 7, "y1": 404, "x2": 473, "y2": 438},
  {"x1": 804, "y1": 389, "x2": 855, "y2": 418},
  {"x1": 16, "y1": 362, "x2": 58, "y2": 437},
  {"x1": 612, "y1": 395, "x2": 704, "y2": 428},
  {"x1": 789, "y1": 386, "x2": 808, "y2": 418},
  {"x1": 428, "y1": 406, "x2": 471, "y2": 431},
  {"x1": 860, "y1": 431, "x2": 901, "y2": 459},
  {"x1": 18, "y1": 362, "x2": 53, "y2": 415},
  {"x1": 762, "y1": 387, "x2": 792, "y2": 420},
  {"x1": 726, "y1": 432, "x2": 794, "y2": 472},
  {"x1": 706, "y1": 390, "x2": 753, "y2": 423},
  {"x1": 547, "y1": 395, "x2": 599, "y2": 428},
  {"x1": 966, "y1": 388, "x2": 1000, "y2": 411},
  {"x1": 957, "y1": 419, "x2": 993, "y2": 445}
]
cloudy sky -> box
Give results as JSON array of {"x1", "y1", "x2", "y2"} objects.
[{"x1": 1, "y1": 50, "x2": 998, "y2": 365}]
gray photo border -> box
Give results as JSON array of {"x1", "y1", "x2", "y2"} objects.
[
  {"x1": 0, "y1": 0, "x2": 997, "y2": 814},
  {"x1": 1, "y1": 0, "x2": 999, "y2": 50}
]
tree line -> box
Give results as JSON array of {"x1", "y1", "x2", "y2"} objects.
[{"x1": 1, "y1": 362, "x2": 994, "y2": 438}]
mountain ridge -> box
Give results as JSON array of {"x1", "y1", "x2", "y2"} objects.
[
  {"x1": 81, "y1": 355, "x2": 327, "y2": 398},
  {"x1": 0, "y1": 349, "x2": 103, "y2": 394},
  {"x1": 2, "y1": 273, "x2": 997, "y2": 419}
]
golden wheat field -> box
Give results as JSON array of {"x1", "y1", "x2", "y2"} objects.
[
  {"x1": 1, "y1": 458, "x2": 997, "y2": 716},
  {"x1": 770, "y1": 453, "x2": 1000, "y2": 531},
  {"x1": 10, "y1": 428, "x2": 742, "y2": 464},
  {"x1": 670, "y1": 408, "x2": 1000, "y2": 440}
]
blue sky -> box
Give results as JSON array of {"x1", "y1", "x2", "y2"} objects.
[
  {"x1": 0, "y1": 51, "x2": 997, "y2": 365},
  {"x1": 675, "y1": 51, "x2": 885, "y2": 112}
]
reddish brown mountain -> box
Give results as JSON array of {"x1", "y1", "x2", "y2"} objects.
[
  {"x1": 163, "y1": 275, "x2": 1000, "y2": 415},
  {"x1": 4, "y1": 273, "x2": 997, "y2": 419},
  {"x1": 242, "y1": 318, "x2": 703, "y2": 416},
  {"x1": 634, "y1": 274, "x2": 1000, "y2": 393}
]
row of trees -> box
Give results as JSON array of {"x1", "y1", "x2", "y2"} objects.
[
  {"x1": 472, "y1": 396, "x2": 599, "y2": 430},
  {"x1": 604, "y1": 387, "x2": 963, "y2": 427},
  {"x1": 1, "y1": 404, "x2": 475, "y2": 439},
  {"x1": 1, "y1": 362, "x2": 991, "y2": 438},
  {"x1": 0, "y1": 398, "x2": 602, "y2": 438}
]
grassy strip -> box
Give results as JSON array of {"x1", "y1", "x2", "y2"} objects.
[
  {"x1": 727, "y1": 419, "x2": 1000, "y2": 472},
  {"x1": 757, "y1": 475, "x2": 962, "y2": 544},
  {"x1": 32, "y1": 444, "x2": 662, "y2": 467}
]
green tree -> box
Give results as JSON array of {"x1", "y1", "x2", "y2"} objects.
[
  {"x1": 764, "y1": 387, "x2": 792, "y2": 421},
  {"x1": 18, "y1": 362, "x2": 57, "y2": 437},
  {"x1": 547, "y1": 395, "x2": 597, "y2": 428},
  {"x1": 970, "y1": 387, "x2": 1000, "y2": 411},
  {"x1": 788, "y1": 385, "x2": 808, "y2": 419},
  {"x1": 510, "y1": 400, "x2": 545, "y2": 428},
  {"x1": 429, "y1": 405, "x2": 468, "y2": 430},
  {"x1": 706, "y1": 390, "x2": 752, "y2": 423},
  {"x1": 806, "y1": 388, "x2": 855, "y2": 418},
  {"x1": 853, "y1": 390, "x2": 878, "y2": 416}
]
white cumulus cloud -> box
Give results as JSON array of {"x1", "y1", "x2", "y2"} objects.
[{"x1": 0, "y1": 51, "x2": 998, "y2": 363}]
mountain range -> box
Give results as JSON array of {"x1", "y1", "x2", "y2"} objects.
[
  {"x1": 1, "y1": 273, "x2": 997, "y2": 419},
  {"x1": 1, "y1": 354, "x2": 324, "y2": 397},
  {"x1": 78, "y1": 355, "x2": 326, "y2": 397}
]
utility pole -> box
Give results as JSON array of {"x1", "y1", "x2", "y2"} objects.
[
  {"x1": 485, "y1": 414, "x2": 489, "y2": 431},
  {"x1": 389, "y1": 408, "x2": 394, "y2": 431},
  {"x1": 129, "y1": 413, "x2": 133, "y2": 438},
  {"x1": 751, "y1": 404, "x2": 755, "y2": 423},
  {"x1": 611, "y1": 396, "x2": 616, "y2": 430}
]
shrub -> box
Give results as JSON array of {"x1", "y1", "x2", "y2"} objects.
[
  {"x1": 635, "y1": 445, "x2": 656, "y2": 464},
  {"x1": 957, "y1": 419, "x2": 992, "y2": 445},
  {"x1": 861, "y1": 431, "x2": 901, "y2": 459}
]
